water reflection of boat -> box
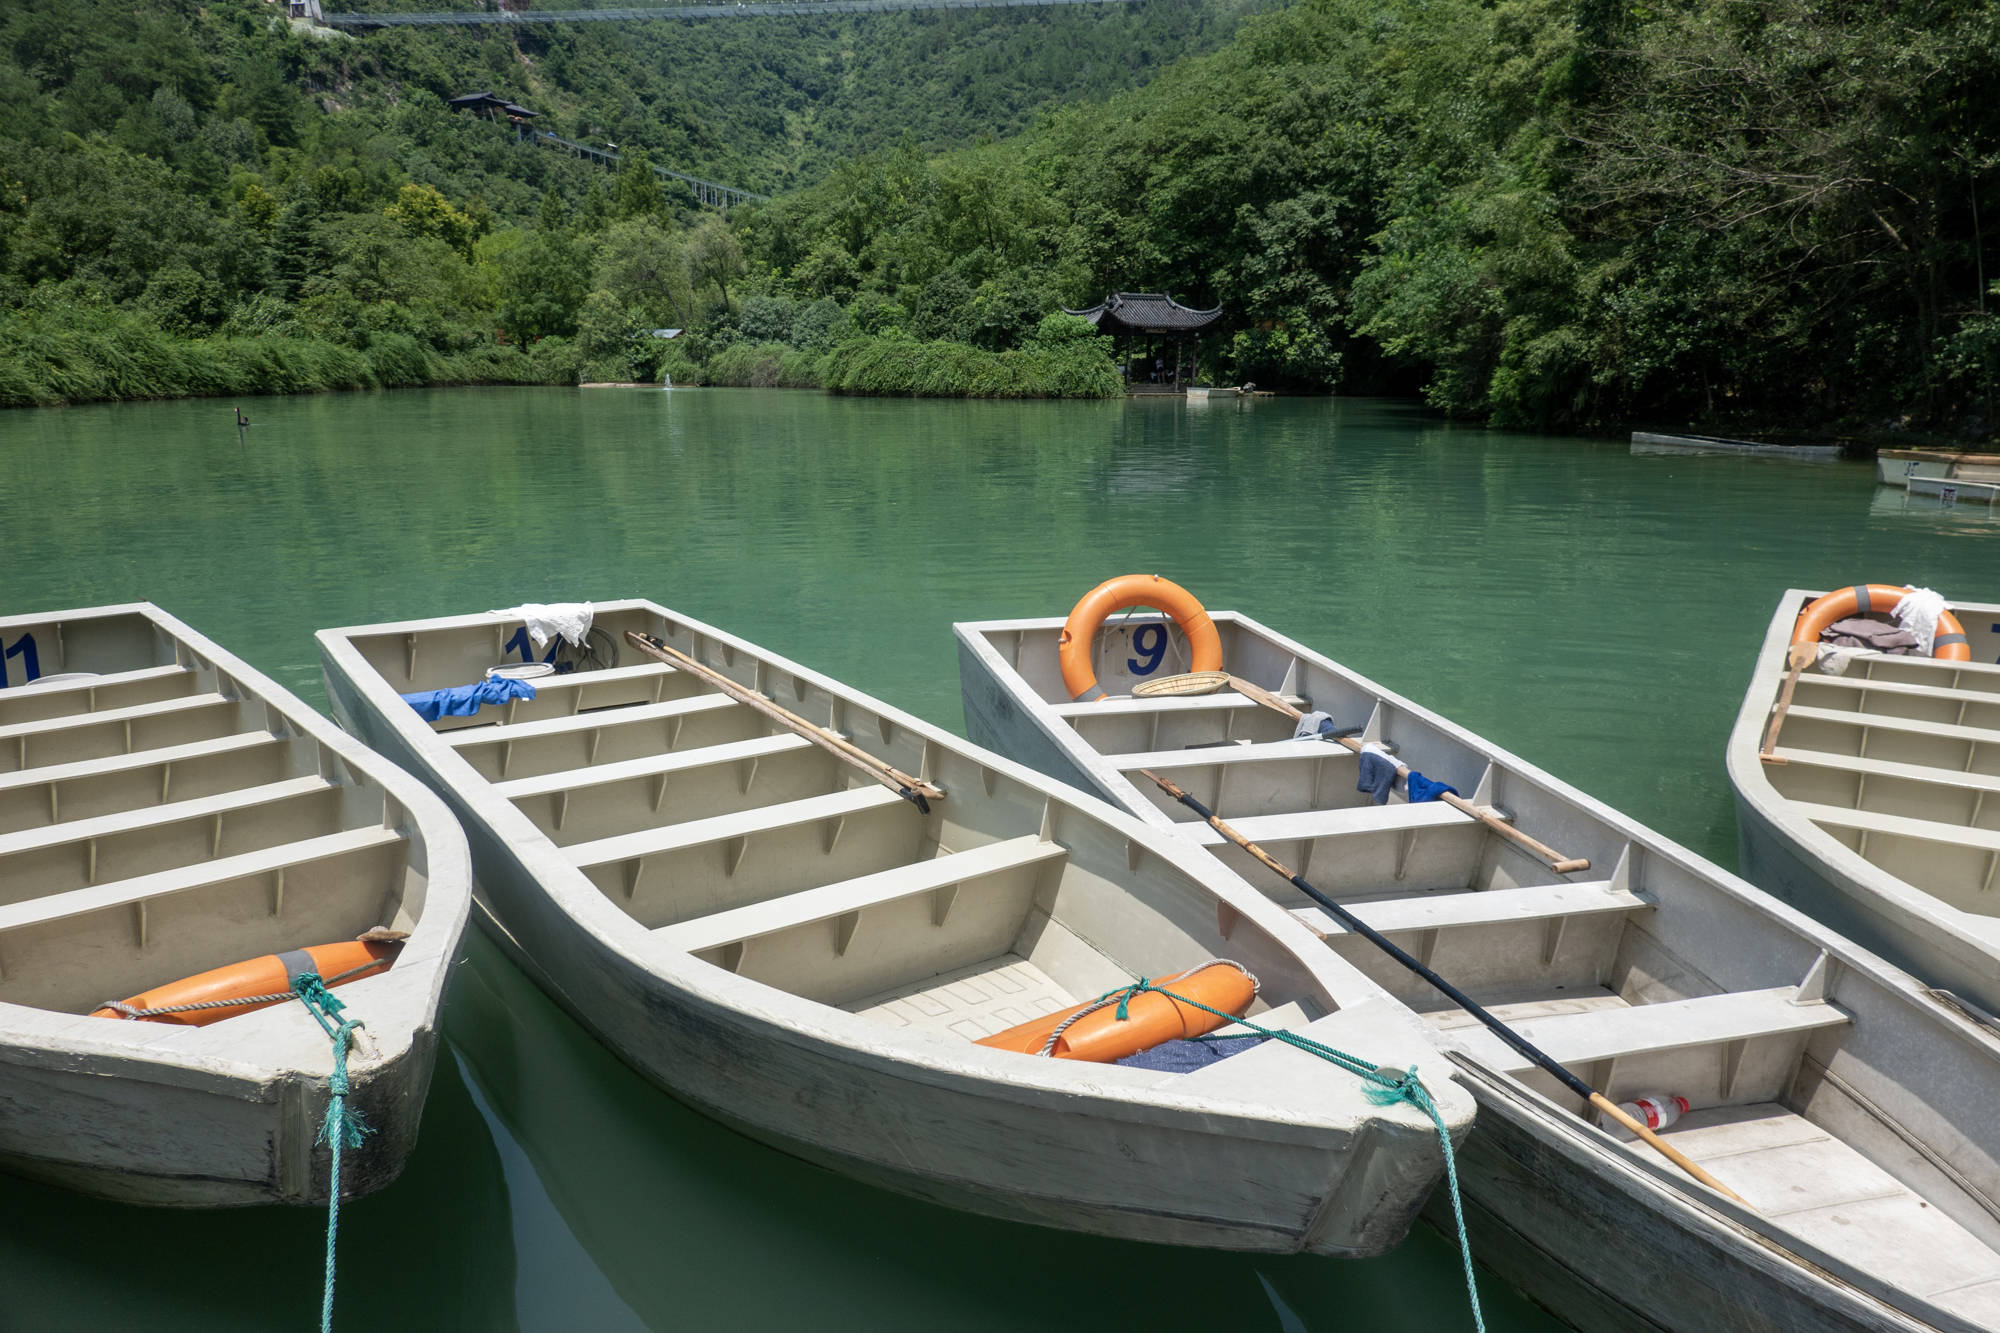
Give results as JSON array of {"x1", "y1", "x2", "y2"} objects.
[
  {"x1": 1868, "y1": 484, "x2": 2000, "y2": 524},
  {"x1": 319, "y1": 601, "x2": 1468, "y2": 1259},
  {"x1": 959, "y1": 601, "x2": 2000, "y2": 1333}
]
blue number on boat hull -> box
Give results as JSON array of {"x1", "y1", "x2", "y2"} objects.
[
  {"x1": 1, "y1": 633, "x2": 40, "y2": 688},
  {"x1": 1128, "y1": 623, "x2": 1167, "y2": 676}
]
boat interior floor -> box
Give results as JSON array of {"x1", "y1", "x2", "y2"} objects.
[
  {"x1": 1647, "y1": 1103, "x2": 2000, "y2": 1325},
  {"x1": 847, "y1": 953, "x2": 1076, "y2": 1040}
]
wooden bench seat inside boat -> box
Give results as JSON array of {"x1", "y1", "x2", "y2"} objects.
[
  {"x1": 1283, "y1": 874, "x2": 1654, "y2": 997},
  {"x1": 499, "y1": 733, "x2": 837, "y2": 844},
  {"x1": 0, "y1": 694, "x2": 258, "y2": 774},
  {"x1": 0, "y1": 826, "x2": 408, "y2": 1012},
  {"x1": 1781, "y1": 702, "x2": 2000, "y2": 759},
  {"x1": 1185, "y1": 801, "x2": 1481, "y2": 846},
  {"x1": 1291, "y1": 880, "x2": 1652, "y2": 941},
  {"x1": 567, "y1": 783, "x2": 925, "y2": 927},
  {"x1": 654, "y1": 835, "x2": 1070, "y2": 1005},
  {"x1": 429, "y1": 660, "x2": 699, "y2": 732},
  {"x1": 1443, "y1": 985, "x2": 1850, "y2": 1106},
  {"x1": 0, "y1": 731, "x2": 294, "y2": 835},
  {"x1": 0, "y1": 775, "x2": 341, "y2": 894},
  {"x1": 1767, "y1": 745, "x2": 2000, "y2": 802},
  {"x1": 1108, "y1": 739, "x2": 1364, "y2": 820},
  {"x1": 0, "y1": 645, "x2": 426, "y2": 1018},
  {"x1": 1052, "y1": 691, "x2": 1306, "y2": 752},
  {"x1": 447, "y1": 694, "x2": 758, "y2": 780},
  {"x1": 1794, "y1": 671, "x2": 2000, "y2": 730},
  {"x1": 1784, "y1": 801, "x2": 2000, "y2": 901},
  {"x1": 0, "y1": 664, "x2": 202, "y2": 728}
]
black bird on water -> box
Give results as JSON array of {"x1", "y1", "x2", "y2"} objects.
[{"x1": 234, "y1": 407, "x2": 250, "y2": 431}]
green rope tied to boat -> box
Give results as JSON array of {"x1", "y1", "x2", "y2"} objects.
[
  {"x1": 1104, "y1": 977, "x2": 1485, "y2": 1333},
  {"x1": 290, "y1": 972, "x2": 375, "y2": 1333}
]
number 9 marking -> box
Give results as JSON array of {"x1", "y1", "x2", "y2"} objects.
[{"x1": 1128, "y1": 623, "x2": 1167, "y2": 677}]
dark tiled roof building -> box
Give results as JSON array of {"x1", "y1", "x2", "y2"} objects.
[
  {"x1": 448, "y1": 92, "x2": 539, "y2": 121},
  {"x1": 1064, "y1": 293, "x2": 1223, "y2": 392},
  {"x1": 1064, "y1": 293, "x2": 1222, "y2": 335}
]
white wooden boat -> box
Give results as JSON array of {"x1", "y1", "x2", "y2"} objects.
[
  {"x1": 1879, "y1": 450, "x2": 2000, "y2": 504},
  {"x1": 316, "y1": 601, "x2": 1472, "y2": 1258},
  {"x1": 958, "y1": 605, "x2": 2000, "y2": 1332},
  {"x1": 0, "y1": 604, "x2": 470, "y2": 1206},
  {"x1": 1631, "y1": 431, "x2": 1841, "y2": 460},
  {"x1": 1730, "y1": 588, "x2": 2000, "y2": 1022}
]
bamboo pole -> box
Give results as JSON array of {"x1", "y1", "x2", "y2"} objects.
[
  {"x1": 623, "y1": 631, "x2": 945, "y2": 809},
  {"x1": 1758, "y1": 642, "x2": 1820, "y2": 765},
  {"x1": 1141, "y1": 769, "x2": 1748, "y2": 1206},
  {"x1": 1226, "y1": 674, "x2": 1590, "y2": 875}
]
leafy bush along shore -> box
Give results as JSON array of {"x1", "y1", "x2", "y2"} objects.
[
  {"x1": 0, "y1": 301, "x2": 580, "y2": 408},
  {"x1": 0, "y1": 299, "x2": 1122, "y2": 407}
]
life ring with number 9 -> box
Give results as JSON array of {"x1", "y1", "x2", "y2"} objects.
[
  {"x1": 1058, "y1": 575, "x2": 1223, "y2": 701},
  {"x1": 1792, "y1": 584, "x2": 1970, "y2": 661}
]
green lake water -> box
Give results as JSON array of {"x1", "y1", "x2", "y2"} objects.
[{"x1": 1, "y1": 387, "x2": 1995, "y2": 1331}]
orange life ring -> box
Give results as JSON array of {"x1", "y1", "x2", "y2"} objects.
[
  {"x1": 1057, "y1": 575, "x2": 1223, "y2": 702},
  {"x1": 1792, "y1": 585, "x2": 1970, "y2": 662},
  {"x1": 975, "y1": 962, "x2": 1256, "y2": 1062},
  {"x1": 90, "y1": 939, "x2": 400, "y2": 1027}
]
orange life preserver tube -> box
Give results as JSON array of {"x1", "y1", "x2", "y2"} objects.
[
  {"x1": 90, "y1": 939, "x2": 400, "y2": 1027},
  {"x1": 975, "y1": 962, "x2": 1256, "y2": 1062},
  {"x1": 1058, "y1": 574, "x2": 1223, "y2": 702},
  {"x1": 1792, "y1": 584, "x2": 1971, "y2": 662}
]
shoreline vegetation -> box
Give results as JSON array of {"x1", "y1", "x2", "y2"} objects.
[
  {"x1": 2, "y1": 0, "x2": 1994, "y2": 437},
  {"x1": 0, "y1": 304, "x2": 1125, "y2": 407}
]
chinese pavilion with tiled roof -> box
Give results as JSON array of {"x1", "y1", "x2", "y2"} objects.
[
  {"x1": 448, "y1": 92, "x2": 540, "y2": 125},
  {"x1": 1063, "y1": 293, "x2": 1223, "y2": 393}
]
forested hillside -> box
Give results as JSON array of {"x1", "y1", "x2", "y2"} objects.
[
  {"x1": 743, "y1": 0, "x2": 2000, "y2": 433},
  {"x1": 3, "y1": 0, "x2": 1995, "y2": 434}
]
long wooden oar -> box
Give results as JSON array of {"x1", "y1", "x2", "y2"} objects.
[
  {"x1": 1758, "y1": 642, "x2": 1819, "y2": 766},
  {"x1": 624, "y1": 631, "x2": 945, "y2": 811},
  {"x1": 1226, "y1": 675, "x2": 1590, "y2": 875},
  {"x1": 1140, "y1": 769, "x2": 1747, "y2": 1206}
]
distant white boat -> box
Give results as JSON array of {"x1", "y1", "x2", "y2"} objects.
[
  {"x1": 1631, "y1": 431, "x2": 1841, "y2": 460},
  {"x1": 1731, "y1": 586, "x2": 2000, "y2": 1018},
  {"x1": 316, "y1": 601, "x2": 1470, "y2": 1258},
  {"x1": 0, "y1": 603, "x2": 469, "y2": 1206},
  {"x1": 958, "y1": 597, "x2": 2000, "y2": 1332},
  {"x1": 1878, "y1": 449, "x2": 2000, "y2": 505}
]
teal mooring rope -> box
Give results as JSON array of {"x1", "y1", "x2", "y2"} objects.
[
  {"x1": 1101, "y1": 978, "x2": 1485, "y2": 1332},
  {"x1": 290, "y1": 973, "x2": 375, "y2": 1333}
]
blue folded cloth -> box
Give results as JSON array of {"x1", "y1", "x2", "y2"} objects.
[
  {"x1": 1114, "y1": 1035, "x2": 1267, "y2": 1073},
  {"x1": 1406, "y1": 770, "x2": 1459, "y2": 803},
  {"x1": 1356, "y1": 749, "x2": 1398, "y2": 804},
  {"x1": 401, "y1": 675, "x2": 537, "y2": 722}
]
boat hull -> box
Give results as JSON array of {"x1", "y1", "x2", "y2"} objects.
[
  {"x1": 322, "y1": 617, "x2": 1466, "y2": 1259},
  {"x1": 0, "y1": 1032, "x2": 434, "y2": 1207},
  {"x1": 1725, "y1": 588, "x2": 2000, "y2": 1017},
  {"x1": 0, "y1": 604, "x2": 468, "y2": 1207},
  {"x1": 958, "y1": 618, "x2": 1993, "y2": 1333}
]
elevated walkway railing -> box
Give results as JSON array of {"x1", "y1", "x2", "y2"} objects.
[{"x1": 325, "y1": 0, "x2": 1137, "y2": 28}]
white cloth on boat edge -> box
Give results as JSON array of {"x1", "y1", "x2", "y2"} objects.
[
  {"x1": 491, "y1": 601, "x2": 594, "y2": 649},
  {"x1": 1815, "y1": 644, "x2": 1870, "y2": 677},
  {"x1": 1893, "y1": 586, "x2": 1946, "y2": 655}
]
